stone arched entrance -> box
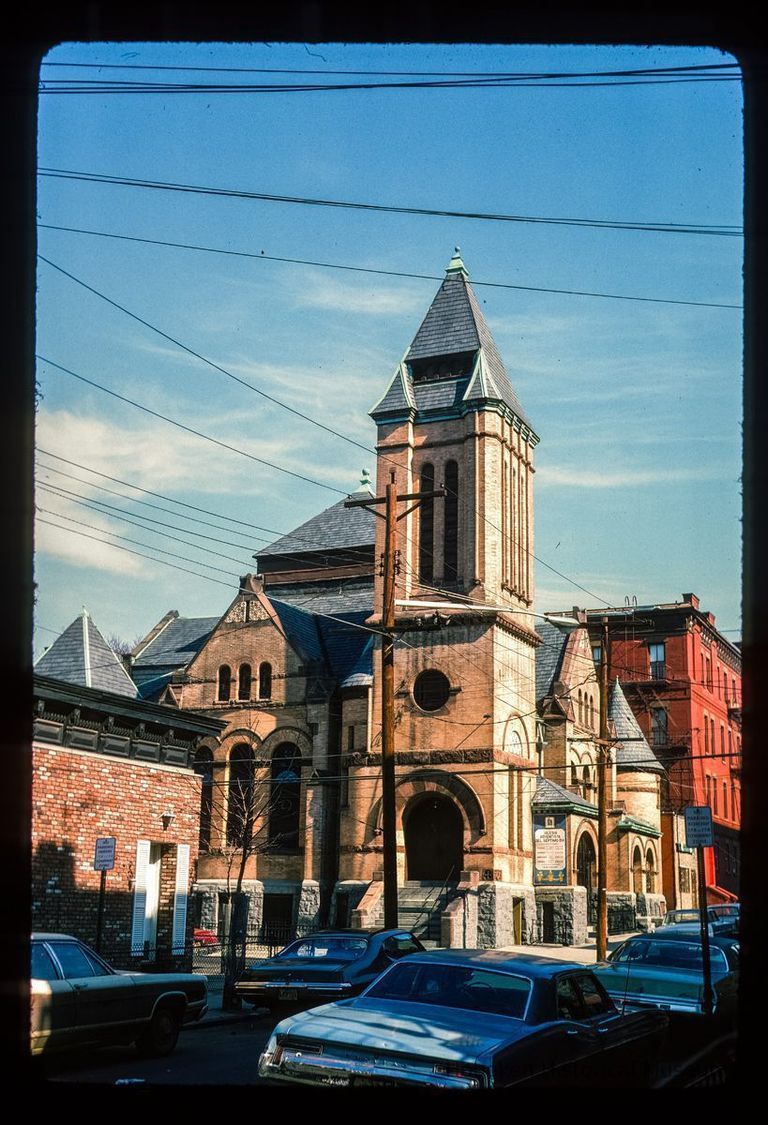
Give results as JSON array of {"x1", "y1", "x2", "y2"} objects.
[{"x1": 404, "y1": 793, "x2": 463, "y2": 882}]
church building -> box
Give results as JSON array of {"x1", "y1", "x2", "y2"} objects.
[{"x1": 131, "y1": 250, "x2": 665, "y2": 946}]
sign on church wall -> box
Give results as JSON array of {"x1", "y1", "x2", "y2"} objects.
[{"x1": 534, "y1": 814, "x2": 567, "y2": 885}]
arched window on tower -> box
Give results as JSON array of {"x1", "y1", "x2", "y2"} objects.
[
  {"x1": 193, "y1": 748, "x2": 214, "y2": 850},
  {"x1": 444, "y1": 460, "x2": 459, "y2": 583},
  {"x1": 268, "y1": 743, "x2": 301, "y2": 852},
  {"x1": 645, "y1": 848, "x2": 657, "y2": 893},
  {"x1": 578, "y1": 690, "x2": 583, "y2": 726},
  {"x1": 217, "y1": 664, "x2": 231, "y2": 702},
  {"x1": 419, "y1": 462, "x2": 435, "y2": 583},
  {"x1": 583, "y1": 765, "x2": 592, "y2": 800},
  {"x1": 259, "y1": 662, "x2": 272, "y2": 700},
  {"x1": 238, "y1": 663, "x2": 252, "y2": 701},
  {"x1": 227, "y1": 744, "x2": 255, "y2": 846}
]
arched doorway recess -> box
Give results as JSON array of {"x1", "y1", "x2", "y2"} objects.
[
  {"x1": 576, "y1": 832, "x2": 597, "y2": 892},
  {"x1": 404, "y1": 794, "x2": 463, "y2": 882},
  {"x1": 576, "y1": 831, "x2": 597, "y2": 924}
]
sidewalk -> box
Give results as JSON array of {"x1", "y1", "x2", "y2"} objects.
[
  {"x1": 187, "y1": 983, "x2": 265, "y2": 1031},
  {"x1": 497, "y1": 932, "x2": 638, "y2": 964}
]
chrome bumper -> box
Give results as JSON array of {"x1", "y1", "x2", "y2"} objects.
[
  {"x1": 261, "y1": 1048, "x2": 483, "y2": 1089},
  {"x1": 236, "y1": 981, "x2": 352, "y2": 994}
]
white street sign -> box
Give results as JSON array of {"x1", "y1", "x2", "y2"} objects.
[
  {"x1": 94, "y1": 837, "x2": 117, "y2": 871},
  {"x1": 684, "y1": 806, "x2": 714, "y2": 848}
]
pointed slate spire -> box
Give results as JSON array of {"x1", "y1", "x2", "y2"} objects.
[
  {"x1": 35, "y1": 611, "x2": 138, "y2": 698},
  {"x1": 371, "y1": 248, "x2": 536, "y2": 435},
  {"x1": 609, "y1": 678, "x2": 665, "y2": 774}
]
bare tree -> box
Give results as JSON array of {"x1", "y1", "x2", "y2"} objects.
[
  {"x1": 196, "y1": 747, "x2": 294, "y2": 1010},
  {"x1": 106, "y1": 632, "x2": 144, "y2": 656}
]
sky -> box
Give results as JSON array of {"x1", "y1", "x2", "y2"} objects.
[{"x1": 33, "y1": 40, "x2": 744, "y2": 660}]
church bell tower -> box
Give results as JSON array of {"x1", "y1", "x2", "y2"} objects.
[{"x1": 364, "y1": 250, "x2": 542, "y2": 900}]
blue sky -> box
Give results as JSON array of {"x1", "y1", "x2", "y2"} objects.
[{"x1": 34, "y1": 40, "x2": 743, "y2": 657}]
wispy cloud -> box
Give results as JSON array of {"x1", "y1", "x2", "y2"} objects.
[
  {"x1": 290, "y1": 270, "x2": 423, "y2": 317},
  {"x1": 537, "y1": 465, "x2": 728, "y2": 488}
]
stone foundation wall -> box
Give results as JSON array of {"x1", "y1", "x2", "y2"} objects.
[
  {"x1": 635, "y1": 892, "x2": 666, "y2": 932},
  {"x1": 330, "y1": 880, "x2": 374, "y2": 927},
  {"x1": 296, "y1": 880, "x2": 322, "y2": 934},
  {"x1": 534, "y1": 886, "x2": 589, "y2": 946},
  {"x1": 477, "y1": 882, "x2": 536, "y2": 948},
  {"x1": 441, "y1": 874, "x2": 479, "y2": 948}
]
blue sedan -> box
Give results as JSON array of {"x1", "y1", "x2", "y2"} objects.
[
  {"x1": 258, "y1": 950, "x2": 668, "y2": 1088},
  {"x1": 236, "y1": 929, "x2": 424, "y2": 1013}
]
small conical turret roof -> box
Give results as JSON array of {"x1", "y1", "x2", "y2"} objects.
[
  {"x1": 35, "y1": 609, "x2": 138, "y2": 697},
  {"x1": 609, "y1": 678, "x2": 665, "y2": 774}
]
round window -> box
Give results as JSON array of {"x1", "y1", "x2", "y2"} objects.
[{"x1": 413, "y1": 669, "x2": 451, "y2": 712}]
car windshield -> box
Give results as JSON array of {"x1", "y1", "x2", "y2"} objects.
[
  {"x1": 664, "y1": 911, "x2": 699, "y2": 925},
  {"x1": 365, "y1": 961, "x2": 531, "y2": 1019},
  {"x1": 275, "y1": 936, "x2": 369, "y2": 961},
  {"x1": 612, "y1": 939, "x2": 728, "y2": 973}
]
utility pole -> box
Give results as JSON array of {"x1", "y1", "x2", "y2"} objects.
[
  {"x1": 596, "y1": 617, "x2": 610, "y2": 961},
  {"x1": 345, "y1": 470, "x2": 445, "y2": 929}
]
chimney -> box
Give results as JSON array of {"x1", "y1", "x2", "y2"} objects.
[{"x1": 682, "y1": 592, "x2": 699, "y2": 609}]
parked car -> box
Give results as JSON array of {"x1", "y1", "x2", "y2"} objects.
[
  {"x1": 258, "y1": 950, "x2": 669, "y2": 1089},
  {"x1": 236, "y1": 928, "x2": 425, "y2": 1013},
  {"x1": 30, "y1": 933, "x2": 208, "y2": 1057},
  {"x1": 593, "y1": 930, "x2": 739, "y2": 1020},
  {"x1": 656, "y1": 904, "x2": 739, "y2": 936},
  {"x1": 193, "y1": 928, "x2": 219, "y2": 947}
]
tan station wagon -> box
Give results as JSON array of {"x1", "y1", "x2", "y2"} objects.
[{"x1": 31, "y1": 933, "x2": 208, "y2": 1057}]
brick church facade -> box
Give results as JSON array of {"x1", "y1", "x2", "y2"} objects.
[{"x1": 131, "y1": 250, "x2": 666, "y2": 946}]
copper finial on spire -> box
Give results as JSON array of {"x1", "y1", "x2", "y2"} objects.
[{"x1": 445, "y1": 246, "x2": 468, "y2": 278}]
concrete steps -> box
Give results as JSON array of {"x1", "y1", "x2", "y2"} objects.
[{"x1": 369, "y1": 880, "x2": 460, "y2": 941}]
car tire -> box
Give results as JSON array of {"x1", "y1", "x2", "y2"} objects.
[{"x1": 136, "y1": 1006, "x2": 182, "y2": 1057}]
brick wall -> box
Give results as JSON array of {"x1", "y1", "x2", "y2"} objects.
[{"x1": 32, "y1": 741, "x2": 201, "y2": 960}]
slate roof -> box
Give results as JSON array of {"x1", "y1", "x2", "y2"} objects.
[
  {"x1": 266, "y1": 578, "x2": 374, "y2": 616},
  {"x1": 270, "y1": 598, "x2": 324, "y2": 665},
  {"x1": 256, "y1": 494, "x2": 376, "y2": 560},
  {"x1": 371, "y1": 252, "x2": 534, "y2": 433},
  {"x1": 533, "y1": 775, "x2": 598, "y2": 813},
  {"x1": 316, "y1": 612, "x2": 374, "y2": 687},
  {"x1": 34, "y1": 611, "x2": 138, "y2": 698},
  {"x1": 133, "y1": 615, "x2": 219, "y2": 667},
  {"x1": 131, "y1": 615, "x2": 219, "y2": 700},
  {"x1": 609, "y1": 679, "x2": 666, "y2": 774},
  {"x1": 535, "y1": 617, "x2": 572, "y2": 701}
]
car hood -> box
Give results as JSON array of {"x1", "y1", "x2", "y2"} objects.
[{"x1": 276, "y1": 997, "x2": 529, "y2": 1063}]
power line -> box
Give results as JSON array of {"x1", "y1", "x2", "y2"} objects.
[
  {"x1": 39, "y1": 62, "x2": 741, "y2": 78},
  {"x1": 35, "y1": 516, "x2": 391, "y2": 645},
  {"x1": 36, "y1": 354, "x2": 348, "y2": 497},
  {"x1": 37, "y1": 506, "x2": 244, "y2": 578},
  {"x1": 35, "y1": 449, "x2": 373, "y2": 564},
  {"x1": 36, "y1": 484, "x2": 259, "y2": 566},
  {"x1": 37, "y1": 515, "x2": 241, "y2": 589},
  {"x1": 38, "y1": 169, "x2": 742, "y2": 236},
  {"x1": 39, "y1": 223, "x2": 742, "y2": 310},
  {"x1": 38, "y1": 255, "x2": 374, "y2": 456},
  {"x1": 35, "y1": 263, "x2": 618, "y2": 608}
]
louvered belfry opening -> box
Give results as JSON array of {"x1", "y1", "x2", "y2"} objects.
[
  {"x1": 443, "y1": 460, "x2": 459, "y2": 583},
  {"x1": 419, "y1": 462, "x2": 435, "y2": 582}
]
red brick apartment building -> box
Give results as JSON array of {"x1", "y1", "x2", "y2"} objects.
[{"x1": 587, "y1": 594, "x2": 741, "y2": 907}]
